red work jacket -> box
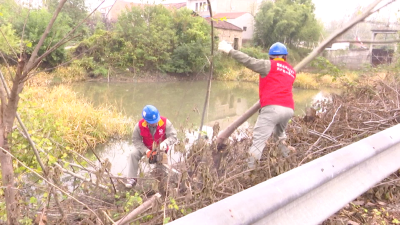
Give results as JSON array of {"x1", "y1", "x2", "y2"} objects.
[
  {"x1": 138, "y1": 117, "x2": 167, "y2": 150},
  {"x1": 259, "y1": 59, "x2": 296, "y2": 109}
]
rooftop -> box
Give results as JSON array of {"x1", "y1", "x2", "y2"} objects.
[
  {"x1": 205, "y1": 18, "x2": 242, "y2": 31},
  {"x1": 213, "y1": 12, "x2": 249, "y2": 19},
  {"x1": 162, "y1": 2, "x2": 187, "y2": 9}
]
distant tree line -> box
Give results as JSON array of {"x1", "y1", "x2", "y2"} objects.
[{"x1": 0, "y1": 0, "x2": 322, "y2": 75}]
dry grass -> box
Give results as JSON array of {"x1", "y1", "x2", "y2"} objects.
[
  {"x1": 215, "y1": 63, "x2": 363, "y2": 90},
  {"x1": 216, "y1": 66, "x2": 259, "y2": 82},
  {"x1": 27, "y1": 65, "x2": 87, "y2": 87},
  {"x1": 18, "y1": 85, "x2": 132, "y2": 153},
  {"x1": 294, "y1": 72, "x2": 319, "y2": 89}
]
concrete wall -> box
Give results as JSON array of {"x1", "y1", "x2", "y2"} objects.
[
  {"x1": 227, "y1": 13, "x2": 254, "y2": 40},
  {"x1": 323, "y1": 49, "x2": 370, "y2": 70},
  {"x1": 215, "y1": 28, "x2": 243, "y2": 49}
]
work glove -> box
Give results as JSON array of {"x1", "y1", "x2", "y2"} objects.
[
  {"x1": 218, "y1": 40, "x2": 233, "y2": 54},
  {"x1": 146, "y1": 150, "x2": 158, "y2": 164},
  {"x1": 146, "y1": 150, "x2": 157, "y2": 158},
  {"x1": 160, "y1": 142, "x2": 169, "y2": 153}
]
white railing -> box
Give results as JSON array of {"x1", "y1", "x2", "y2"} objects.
[{"x1": 169, "y1": 124, "x2": 400, "y2": 225}]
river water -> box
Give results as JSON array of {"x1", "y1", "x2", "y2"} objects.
[
  {"x1": 72, "y1": 80, "x2": 335, "y2": 176},
  {"x1": 72, "y1": 80, "x2": 331, "y2": 130}
]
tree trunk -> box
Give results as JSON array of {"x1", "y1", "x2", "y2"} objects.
[
  {"x1": 0, "y1": 129, "x2": 19, "y2": 224},
  {"x1": 0, "y1": 54, "x2": 26, "y2": 224}
]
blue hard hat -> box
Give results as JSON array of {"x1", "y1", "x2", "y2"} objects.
[
  {"x1": 142, "y1": 105, "x2": 160, "y2": 124},
  {"x1": 269, "y1": 42, "x2": 288, "y2": 55}
]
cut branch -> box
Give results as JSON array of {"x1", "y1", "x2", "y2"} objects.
[
  {"x1": 115, "y1": 193, "x2": 161, "y2": 225},
  {"x1": 84, "y1": 137, "x2": 117, "y2": 194},
  {"x1": 1, "y1": 147, "x2": 105, "y2": 225},
  {"x1": 298, "y1": 105, "x2": 342, "y2": 166}
]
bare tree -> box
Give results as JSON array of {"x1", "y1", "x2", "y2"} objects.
[{"x1": 0, "y1": 0, "x2": 105, "y2": 222}]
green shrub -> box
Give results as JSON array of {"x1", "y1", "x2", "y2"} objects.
[{"x1": 241, "y1": 46, "x2": 269, "y2": 59}]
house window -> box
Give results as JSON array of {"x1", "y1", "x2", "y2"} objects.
[
  {"x1": 243, "y1": 26, "x2": 247, "y2": 31},
  {"x1": 196, "y1": 1, "x2": 207, "y2": 12}
]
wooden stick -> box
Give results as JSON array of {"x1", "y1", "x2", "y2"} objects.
[
  {"x1": 84, "y1": 137, "x2": 117, "y2": 194},
  {"x1": 298, "y1": 105, "x2": 342, "y2": 166},
  {"x1": 115, "y1": 193, "x2": 161, "y2": 225}
]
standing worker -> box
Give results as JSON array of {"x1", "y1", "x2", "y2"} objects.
[
  {"x1": 218, "y1": 41, "x2": 296, "y2": 168},
  {"x1": 126, "y1": 105, "x2": 178, "y2": 188}
]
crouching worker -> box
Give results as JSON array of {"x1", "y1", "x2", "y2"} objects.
[
  {"x1": 218, "y1": 41, "x2": 296, "y2": 168},
  {"x1": 126, "y1": 105, "x2": 177, "y2": 188}
]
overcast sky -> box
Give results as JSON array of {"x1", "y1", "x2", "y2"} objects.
[{"x1": 313, "y1": 0, "x2": 400, "y2": 24}]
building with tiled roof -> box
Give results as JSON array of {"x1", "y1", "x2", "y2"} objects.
[
  {"x1": 205, "y1": 18, "x2": 243, "y2": 50},
  {"x1": 213, "y1": 12, "x2": 254, "y2": 41},
  {"x1": 162, "y1": 2, "x2": 187, "y2": 10},
  {"x1": 213, "y1": 12, "x2": 247, "y2": 19}
]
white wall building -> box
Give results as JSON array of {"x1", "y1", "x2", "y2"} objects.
[
  {"x1": 185, "y1": 0, "x2": 259, "y2": 16},
  {"x1": 213, "y1": 12, "x2": 254, "y2": 41},
  {"x1": 325, "y1": 43, "x2": 350, "y2": 50},
  {"x1": 185, "y1": 0, "x2": 214, "y2": 17}
]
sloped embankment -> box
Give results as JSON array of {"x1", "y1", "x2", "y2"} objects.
[
  {"x1": 33, "y1": 73, "x2": 400, "y2": 224},
  {"x1": 166, "y1": 73, "x2": 400, "y2": 224}
]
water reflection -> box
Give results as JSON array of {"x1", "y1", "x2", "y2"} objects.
[
  {"x1": 72, "y1": 81, "x2": 337, "y2": 177},
  {"x1": 96, "y1": 140, "x2": 182, "y2": 176},
  {"x1": 72, "y1": 81, "x2": 333, "y2": 130}
]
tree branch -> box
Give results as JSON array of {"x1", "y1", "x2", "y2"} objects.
[
  {"x1": 30, "y1": 0, "x2": 106, "y2": 71},
  {"x1": 115, "y1": 193, "x2": 162, "y2": 225},
  {"x1": 1, "y1": 147, "x2": 105, "y2": 225},
  {"x1": 294, "y1": 0, "x2": 385, "y2": 72},
  {"x1": 198, "y1": 0, "x2": 214, "y2": 139},
  {"x1": 25, "y1": 0, "x2": 68, "y2": 72},
  {"x1": 0, "y1": 51, "x2": 16, "y2": 81},
  {"x1": 22, "y1": 34, "x2": 81, "y2": 82},
  {"x1": 298, "y1": 105, "x2": 342, "y2": 166},
  {"x1": 0, "y1": 27, "x2": 18, "y2": 58},
  {"x1": 333, "y1": 39, "x2": 400, "y2": 44},
  {"x1": 19, "y1": 8, "x2": 31, "y2": 59},
  {"x1": 26, "y1": 43, "x2": 98, "y2": 78},
  {"x1": 0, "y1": 69, "x2": 67, "y2": 217},
  {"x1": 84, "y1": 137, "x2": 117, "y2": 194}
]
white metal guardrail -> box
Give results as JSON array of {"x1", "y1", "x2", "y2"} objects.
[{"x1": 169, "y1": 124, "x2": 400, "y2": 225}]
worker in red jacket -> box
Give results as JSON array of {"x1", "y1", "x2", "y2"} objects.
[
  {"x1": 218, "y1": 41, "x2": 295, "y2": 168},
  {"x1": 126, "y1": 105, "x2": 177, "y2": 188}
]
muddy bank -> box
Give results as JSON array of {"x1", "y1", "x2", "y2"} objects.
[{"x1": 86, "y1": 70, "x2": 211, "y2": 83}]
